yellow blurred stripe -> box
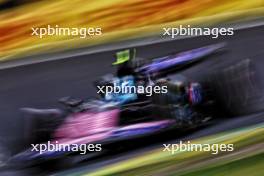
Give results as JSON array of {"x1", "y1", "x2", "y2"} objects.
[{"x1": 0, "y1": 0, "x2": 263, "y2": 61}]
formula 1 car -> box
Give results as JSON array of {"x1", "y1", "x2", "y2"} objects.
[
  {"x1": 9, "y1": 76, "x2": 212, "y2": 168},
  {"x1": 9, "y1": 43, "x2": 223, "y2": 168}
]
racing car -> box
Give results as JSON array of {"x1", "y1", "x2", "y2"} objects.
[
  {"x1": 9, "y1": 75, "x2": 212, "y2": 168},
  {"x1": 9, "y1": 44, "x2": 223, "y2": 168}
]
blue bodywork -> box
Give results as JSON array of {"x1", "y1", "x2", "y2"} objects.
[
  {"x1": 104, "y1": 75, "x2": 138, "y2": 105},
  {"x1": 136, "y1": 43, "x2": 225, "y2": 74}
]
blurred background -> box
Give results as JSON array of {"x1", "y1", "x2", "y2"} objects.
[
  {"x1": 0, "y1": 0, "x2": 263, "y2": 61},
  {"x1": 0, "y1": 0, "x2": 264, "y2": 176}
]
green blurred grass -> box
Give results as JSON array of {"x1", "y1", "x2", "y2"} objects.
[{"x1": 178, "y1": 153, "x2": 264, "y2": 176}]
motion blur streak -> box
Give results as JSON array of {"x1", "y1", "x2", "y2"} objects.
[
  {"x1": 83, "y1": 123, "x2": 264, "y2": 176},
  {"x1": 0, "y1": 0, "x2": 263, "y2": 60}
]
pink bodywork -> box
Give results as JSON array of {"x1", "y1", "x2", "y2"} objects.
[
  {"x1": 51, "y1": 109, "x2": 174, "y2": 145},
  {"x1": 53, "y1": 109, "x2": 120, "y2": 144}
]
